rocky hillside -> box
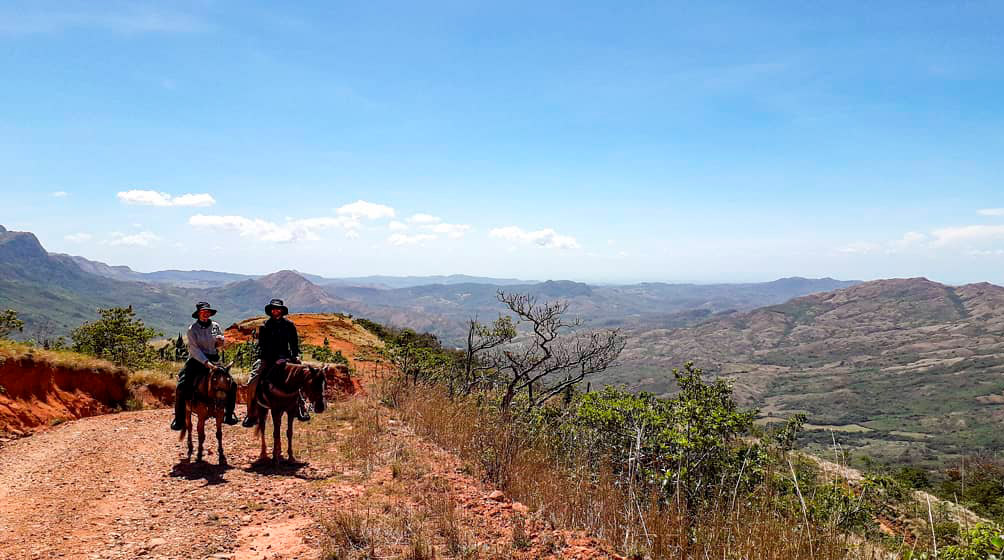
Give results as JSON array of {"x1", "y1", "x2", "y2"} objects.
[{"x1": 613, "y1": 278, "x2": 1004, "y2": 465}]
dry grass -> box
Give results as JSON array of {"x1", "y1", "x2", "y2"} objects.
[
  {"x1": 321, "y1": 511, "x2": 377, "y2": 560},
  {"x1": 0, "y1": 339, "x2": 123, "y2": 373},
  {"x1": 390, "y1": 381, "x2": 876, "y2": 560}
]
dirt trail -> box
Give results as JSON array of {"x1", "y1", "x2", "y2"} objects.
[{"x1": 0, "y1": 406, "x2": 616, "y2": 560}]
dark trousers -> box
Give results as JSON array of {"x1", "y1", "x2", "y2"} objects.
[{"x1": 174, "y1": 355, "x2": 236, "y2": 420}]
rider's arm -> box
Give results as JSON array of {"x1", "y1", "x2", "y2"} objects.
[
  {"x1": 187, "y1": 325, "x2": 210, "y2": 366},
  {"x1": 289, "y1": 321, "x2": 300, "y2": 361}
]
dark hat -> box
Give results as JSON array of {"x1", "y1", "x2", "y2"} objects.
[
  {"x1": 192, "y1": 301, "x2": 217, "y2": 319},
  {"x1": 265, "y1": 298, "x2": 289, "y2": 316}
]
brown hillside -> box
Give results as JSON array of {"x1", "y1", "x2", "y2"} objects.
[
  {"x1": 0, "y1": 342, "x2": 129, "y2": 436},
  {"x1": 616, "y1": 277, "x2": 1004, "y2": 463}
]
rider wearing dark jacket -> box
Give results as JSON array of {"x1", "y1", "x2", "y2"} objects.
[
  {"x1": 170, "y1": 302, "x2": 239, "y2": 430},
  {"x1": 242, "y1": 299, "x2": 309, "y2": 427}
]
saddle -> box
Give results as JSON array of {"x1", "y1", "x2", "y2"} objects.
[{"x1": 189, "y1": 366, "x2": 232, "y2": 406}]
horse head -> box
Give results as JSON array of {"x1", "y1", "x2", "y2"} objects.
[
  {"x1": 305, "y1": 365, "x2": 327, "y2": 414},
  {"x1": 208, "y1": 361, "x2": 236, "y2": 403}
]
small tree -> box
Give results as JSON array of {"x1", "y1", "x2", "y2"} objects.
[
  {"x1": 489, "y1": 291, "x2": 625, "y2": 411},
  {"x1": 71, "y1": 306, "x2": 159, "y2": 369},
  {"x1": 0, "y1": 309, "x2": 24, "y2": 339},
  {"x1": 459, "y1": 315, "x2": 516, "y2": 397}
]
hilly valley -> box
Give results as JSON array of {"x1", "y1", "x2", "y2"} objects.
[
  {"x1": 6, "y1": 223, "x2": 1001, "y2": 464},
  {"x1": 610, "y1": 278, "x2": 1004, "y2": 465}
]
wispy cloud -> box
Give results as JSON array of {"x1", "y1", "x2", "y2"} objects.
[
  {"x1": 388, "y1": 233, "x2": 436, "y2": 246},
  {"x1": 0, "y1": 8, "x2": 210, "y2": 35},
  {"x1": 51, "y1": 191, "x2": 68, "y2": 198},
  {"x1": 189, "y1": 214, "x2": 358, "y2": 243},
  {"x1": 978, "y1": 208, "x2": 1004, "y2": 217},
  {"x1": 425, "y1": 222, "x2": 471, "y2": 239},
  {"x1": 118, "y1": 189, "x2": 215, "y2": 207},
  {"x1": 407, "y1": 213, "x2": 441, "y2": 224},
  {"x1": 388, "y1": 220, "x2": 408, "y2": 231},
  {"x1": 64, "y1": 232, "x2": 92, "y2": 243},
  {"x1": 336, "y1": 200, "x2": 395, "y2": 220},
  {"x1": 931, "y1": 225, "x2": 1004, "y2": 247},
  {"x1": 490, "y1": 226, "x2": 581, "y2": 250},
  {"x1": 108, "y1": 231, "x2": 159, "y2": 247}
]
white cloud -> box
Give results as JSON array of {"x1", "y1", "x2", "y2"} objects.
[
  {"x1": 117, "y1": 189, "x2": 215, "y2": 207},
  {"x1": 336, "y1": 200, "x2": 395, "y2": 220},
  {"x1": 189, "y1": 214, "x2": 358, "y2": 243},
  {"x1": 51, "y1": 191, "x2": 68, "y2": 198},
  {"x1": 109, "y1": 231, "x2": 160, "y2": 247},
  {"x1": 837, "y1": 241, "x2": 882, "y2": 255},
  {"x1": 425, "y1": 222, "x2": 472, "y2": 239},
  {"x1": 388, "y1": 233, "x2": 437, "y2": 246},
  {"x1": 887, "y1": 231, "x2": 928, "y2": 252},
  {"x1": 931, "y1": 225, "x2": 1004, "y2": 247},
  {"x1": 64, "y1": 232, "x2": 92, "y2": 243},
  {"x1": 967, "y1": 249, "x2": 1004, "y2": 256},
  {"x1": 407, "y1": 213, "x2": 441, "y2": 224},
  {"x1": 388, "y1": 220, "x2": 409, "y2": 231},
  {"x1": 978, "y1": 208, "x2": 1004, "y2": 216},
  {"x1": 490, "y1": 226, "x2": 581, "y2": 250}
]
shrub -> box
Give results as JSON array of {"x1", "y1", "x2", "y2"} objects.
[
  {"x1": 71, "y1": 306, "x2": 159, "y2": 369},
  {"x1": 0, "y1": 309, "x2": 24, "y2": 339}
]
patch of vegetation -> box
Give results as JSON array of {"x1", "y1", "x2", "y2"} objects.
[{"x1": 71, "y1": 306, "x2": 159, "y2": 369}]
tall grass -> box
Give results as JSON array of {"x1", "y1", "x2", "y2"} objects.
[{"x1": 387, "y1": 380, "x2": 873, "y2": 560}]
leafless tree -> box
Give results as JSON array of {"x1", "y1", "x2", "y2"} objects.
[
  {"x1": 489, "y1": 291, "x2": 625, "y2": 411},
  {"x1": 459, "y1": 314, "x2": 516, "y2": 396}
]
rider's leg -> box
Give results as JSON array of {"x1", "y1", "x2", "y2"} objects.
[
  {"x1": 242, "y1": 364, "x2": 263, "y2": 428},
  {"x1": 171, "y1": 361, "x2": 194, "y2": 430},
  {"x1": 223, "y1": 379, "x2": 239, "y2": 425}
]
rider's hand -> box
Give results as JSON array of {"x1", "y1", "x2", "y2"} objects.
[{"x1": 206, "y1": 361, "x2": 219, "y2": 371}]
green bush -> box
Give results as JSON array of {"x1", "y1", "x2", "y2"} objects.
[
  {"x1": 939, "y1": 525, "x2": 1004, "y2": 560},
  {"x1": 0, "y1": 309, "x2": 24, "y2": 339},
  {"x1": 71, "y1": 306, "x2": 159, "y2": 369}
]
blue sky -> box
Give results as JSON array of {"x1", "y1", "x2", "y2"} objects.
[{"x1": 1, "y1": 1, "x2": 1002, "y2": 284}]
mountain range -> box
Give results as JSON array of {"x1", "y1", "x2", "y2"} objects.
[
  {"x1": 0, "y1": 225, "x2": 856, "y2": 342},
  {"x1": 8, "y1": 223, "x2": 1002, "y2": 463}
]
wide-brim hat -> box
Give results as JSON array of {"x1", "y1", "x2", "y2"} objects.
[
  {"x1": 265, "y1": 298, "x2": 288, "y2": 316},
  {"x1": 192, "y1": 301, "x2": 217, "y2": 319}
]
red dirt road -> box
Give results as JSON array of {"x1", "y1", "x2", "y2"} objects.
[{"x1": 0, "y1": 406, "x2": 617, "y2": 560}]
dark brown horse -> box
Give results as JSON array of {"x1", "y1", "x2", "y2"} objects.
[
  {"x1": 179, "y1": 362, "x2": 236, "y2": 465},
  {"x1": 253, "y1": 363, "x2": 328, "y2": 463}
]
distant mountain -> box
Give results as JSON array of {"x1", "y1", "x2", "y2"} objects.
[
  {"x1": 608, "y1": 278, "x2": 1004, "y2": 465},
  {"x1": 299, "y1": 273, "x2": 535, "y2": 289},
  {"x1": 0, "y1": 228, "x2": 192, "y2": 337},
  {"x1": 324, "y1": 276, "x2": 860, "y2": 344},
  {"x1": 203, "y1": 270, "x2": 367, "y2": 325},
  {"x1": 51, "y1": 254, "x2": 256, "y2": 288}
]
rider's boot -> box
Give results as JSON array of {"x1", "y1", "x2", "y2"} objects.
[
  {"x1": 295, "y1": 395, "x2": 311, "y2": 422},
  {"x1": 170, "y1": 385, "x2": 185, "y2": 431},
  {"x1": 241, "y1": 375, "x2": 260, "y2": 428},
  {"x1": 223, "y1": 383, "x2": 239, "y2": 425}
]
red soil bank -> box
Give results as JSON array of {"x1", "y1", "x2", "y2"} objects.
[{"x1": 0, "y1": 355, "x2": 129, "y2": 435}]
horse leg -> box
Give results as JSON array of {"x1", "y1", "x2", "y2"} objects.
[
  {"x1": 272, "y1": 409, "x2": 282, "y2": 464},
  {"x1": 185, "y1": 406, "x2": 193, "y2": 459},
  {"x1": 216, "y1": 411, "x2": 226, "y2": 466},
  {"x1": 196, "y1": 414, "x2": 207, "y2": 462},
  {"x1": 258, "y1": 410, "x2": 269, "y2": 462},
  {"x1": 286, "y1": 412, "x2": 295, "y2": 462}
]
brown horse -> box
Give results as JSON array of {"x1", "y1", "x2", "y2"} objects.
[
  {"x1": 179, "y1": 362, "x2": 236, "y2": 465},
  {"x1": 253, "y1": 363, "x2": 328, "y2": 463}
]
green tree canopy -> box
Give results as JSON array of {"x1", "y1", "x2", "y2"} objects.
[
  {"x1": 0, "y1": 309, "x2": 24, "y2": 339},
  {"x1": 71, "y1": 306, "x2": 159, "y2": 369}
]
